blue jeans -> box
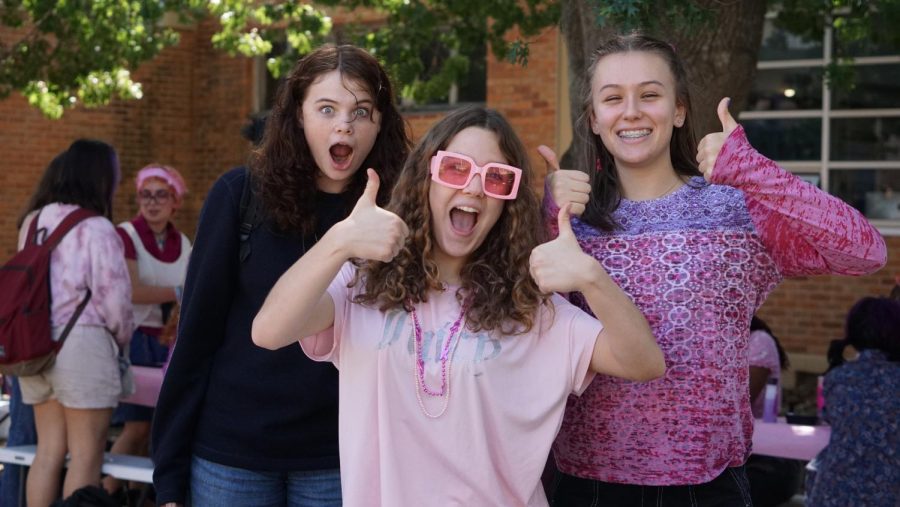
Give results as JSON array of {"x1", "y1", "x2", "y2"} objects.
[
  {"x1": 550, "y1": 466, "x2": 753, "y2": 507},
  {"x1": 0, "y1": 377, "x2": 37, "y2": 507},
  {"x1": 190, "y1": 455, "x2": 341, "y2": 507}
]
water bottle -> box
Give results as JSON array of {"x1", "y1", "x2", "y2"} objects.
[
  {"x1": 816, "y1": 375, "x2": 825, "y2": 423},
  {"x1": 762, "y1": 377, "x2": 778, "y2": 423}
]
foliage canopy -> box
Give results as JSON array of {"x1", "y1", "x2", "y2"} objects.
[{"x1": 1, "y1": 0, "x2": 897, "y2": 118}]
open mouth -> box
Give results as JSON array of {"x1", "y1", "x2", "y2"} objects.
[
  {"x1": 449, "y1": 206, "x2": 479, "y2": 234},
  {"x1": 329, "y1": 143, "x2": 353, "y2": 169},
  {"x1": 618, "y1": 128, "x2": 651, "y2": 139}
]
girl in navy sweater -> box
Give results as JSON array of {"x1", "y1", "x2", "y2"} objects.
[{"x1": 151, "y1": 44, "x2": 411, "y2": 507}]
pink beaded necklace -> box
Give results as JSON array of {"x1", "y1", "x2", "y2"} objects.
[{"x1": 409, "y1": 300, "x2": 468, "y2": 418}]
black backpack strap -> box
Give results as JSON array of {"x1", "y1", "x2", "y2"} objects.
[
  {"x1": 238, "y1": 167, "x2": 263, "y2": 263},
  {"x1": 57, "y1": 288, "x2": 92, "y2": 347}
]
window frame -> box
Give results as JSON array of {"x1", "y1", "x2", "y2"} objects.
[{"x1": 742, "y1": 13, "x2": 900, "y2": 235}]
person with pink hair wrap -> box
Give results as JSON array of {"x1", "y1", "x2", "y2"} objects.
[{"x1": 103, "y1": 164, "x2": 192, "y2": 500}]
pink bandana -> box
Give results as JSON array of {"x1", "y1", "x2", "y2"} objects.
[{"x1": 136, "y1": 166, "x2": 187, "y2": 197}]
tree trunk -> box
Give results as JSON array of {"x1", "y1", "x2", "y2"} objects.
[{"x1": 559, "y1": 0, "x2": 768, "y2": 166}]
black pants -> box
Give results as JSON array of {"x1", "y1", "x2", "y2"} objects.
[
  {"x1": 550, "y1": 466, "x2": 753, "y2": 507},
  {"x1": 744, "y1": 455, "x2": 804, "y2": 507}
]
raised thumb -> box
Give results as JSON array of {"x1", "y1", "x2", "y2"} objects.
[
  {"x1": 537, "y1": 145, "x2": 561, "y2": 174},
  {"x1": 361, "y1": 168, "x2": 380, "y2": 204},
  {"x1": 557, "y1": 203, "x2": 574, "y2": 237},
  {"x1": 718, "y1": 97, "x2": 738, "y2": 134}
]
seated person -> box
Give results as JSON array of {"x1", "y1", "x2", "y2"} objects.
[
  {"x1": 806, "y1": 297, "x2": 900, "y2": 507},
  {"x1": 745, "y1": 316, "x2": 803, "y2": 507}
]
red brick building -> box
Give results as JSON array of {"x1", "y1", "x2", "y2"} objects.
[{"x1": 0, "y1": 19, "x2": 895, "y2": 380}]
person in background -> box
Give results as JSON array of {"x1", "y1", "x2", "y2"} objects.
[
  {"x1": 806, "y1": 297, "x2": 900, "y2": 507},
  {"x1": 748, "y1": 316, "x2": 788, "y2": 419},
  {"x1": 151, "y1": 44, "x2": 411, "y2": 507},
  {"x1": 543, "y1": 32, "x2": 886, "y2": 506},
  {"x1": 102, "y1": 164, "x2": 191, "y2": 500},
  {"x1": 745, "y1": 316, "x2": 803, "y2": 507},
  {"x1": 17, "y1": 140, "x2": 133, "y2": 507}
]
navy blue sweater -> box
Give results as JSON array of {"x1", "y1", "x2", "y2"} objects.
[{"x1": 151, "y1": 168, "x2": 347, "y2": 505}]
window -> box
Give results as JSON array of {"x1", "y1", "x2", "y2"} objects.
[{"x1": 741, "y1": 12, "x2": 900, "y2": 233}]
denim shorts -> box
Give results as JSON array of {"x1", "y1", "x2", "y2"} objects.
[
  {"x1": 189, "y1": 455, "x2": 341, "y2": 507},
  {"x1": 550, "y1": 466, "x2": 753, "y2": 507}
]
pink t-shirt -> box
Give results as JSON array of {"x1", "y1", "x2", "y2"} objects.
[
  {"x1": 301, "y1": 263, "x2": 602, "y2": 507},
  {"x1": 748, "y1": 330, "x2": 781, "y2": 419}
]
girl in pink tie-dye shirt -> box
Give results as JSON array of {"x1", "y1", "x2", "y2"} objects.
[{"x1": 17, "y1": 140, "x2": 133, "y2": 507}]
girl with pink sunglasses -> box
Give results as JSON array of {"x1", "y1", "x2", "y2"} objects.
[{"x1": 252, "y1": 106, "x2": 665, "y2": 506}]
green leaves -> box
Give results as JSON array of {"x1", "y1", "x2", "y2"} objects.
[
  {"x1": 206, "y1": 0, "x2": 332, "y2": 58},
  {"x1": 585, "y1": 0, "x2": 712, "y2": 33},
  {"x1": 3, "y1": 0, "x2": 896, "y2": 118},
  {"x1": 0, "y1": 0, "x2": 566, "y2": 115},
  {"x1": 1, "y1": 0, "x2": 187, "y2": 117}
]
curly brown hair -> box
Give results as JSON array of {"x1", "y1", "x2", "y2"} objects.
[
  {"x1": 252, "y1": 44, "x2": 411, "y2": 235},
  {"x1": 354, "y1": 106, "x2": 549, "y2": 335}
]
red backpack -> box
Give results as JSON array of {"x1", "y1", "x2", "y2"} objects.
[{"x1": 0, "y1": 208, "x2": 97, "y2": 376}]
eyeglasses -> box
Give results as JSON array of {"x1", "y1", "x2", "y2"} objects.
[
  {"x1": 430, "y1": 151, "x2": 522, "y2": 200},
  {"x1": 138, "y1": 189, "x2": 172, "y2": 204}
]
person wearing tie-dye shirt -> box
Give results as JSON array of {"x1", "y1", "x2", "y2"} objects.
[
  {"x1": 542, "y1": 33, "x2": 886, "y2": 507},
  {"x1": 17, "y1": 140, "x2": 133, "y2": 507}
]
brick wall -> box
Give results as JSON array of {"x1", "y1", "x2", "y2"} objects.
[
  {"x1": 758, "y1": 235, "x2": 899, "y2": 356},
  {"x1": 0, "y1": 22, "x2": 894, "y2": 358},
  {"x1": 0, "y1": 20, "x2": 255, "y2": 260},
  {"x1": 486, "y1": 27, "x2": 560, "y2": 189}
]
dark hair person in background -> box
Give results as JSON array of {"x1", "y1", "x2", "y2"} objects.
[
  {"x1": 17, "y1": 140, "x2": 133, "y2": 507},
  {"x1": 745, "y1": 316, "x2": 803, "y2": 507},
  {"x1": 748, "y1": 316, "x2": 789, "y2": 415},
  {"x1": 806, "y1": 297, "x2": 900, "y2": 507}
]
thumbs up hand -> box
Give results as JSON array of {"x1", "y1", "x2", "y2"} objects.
[
  {"x1": 696, "y1": 97, "x2": 739, "y2": 181},
  {"x1": 529, "y1": 204, "x2": 597, "y2": 294},
  {"x1": 341, "y1": 169, "x2": 409, "y2": 262},
  {"x1": 539, "y1": 145, "x2": 591, "y2": 216}
]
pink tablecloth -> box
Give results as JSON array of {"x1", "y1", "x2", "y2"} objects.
[
  {"x1": 120, "y1": 366, "x2": 164, "y2": 407},
  {"x1": 751, "y1": 418, "x2": 831, "y2": 461}
]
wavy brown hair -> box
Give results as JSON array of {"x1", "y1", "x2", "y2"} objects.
[
  {"x1": 252, "y1": 44, "x2": 411, "y2": 235},
  {"x1": 354, "y1": 106, "x2": 549, "y2": 334},
  {"x1": 578, "y1": 33, "x2": 703, "y2": 231}
]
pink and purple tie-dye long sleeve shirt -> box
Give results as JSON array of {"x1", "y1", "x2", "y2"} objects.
[
  {"x1": 18, "y1": 203, "x2": 134, "y2": 346},
  {"x1": 547, "y1": 126, "x2": 886, "y2": 486}
]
